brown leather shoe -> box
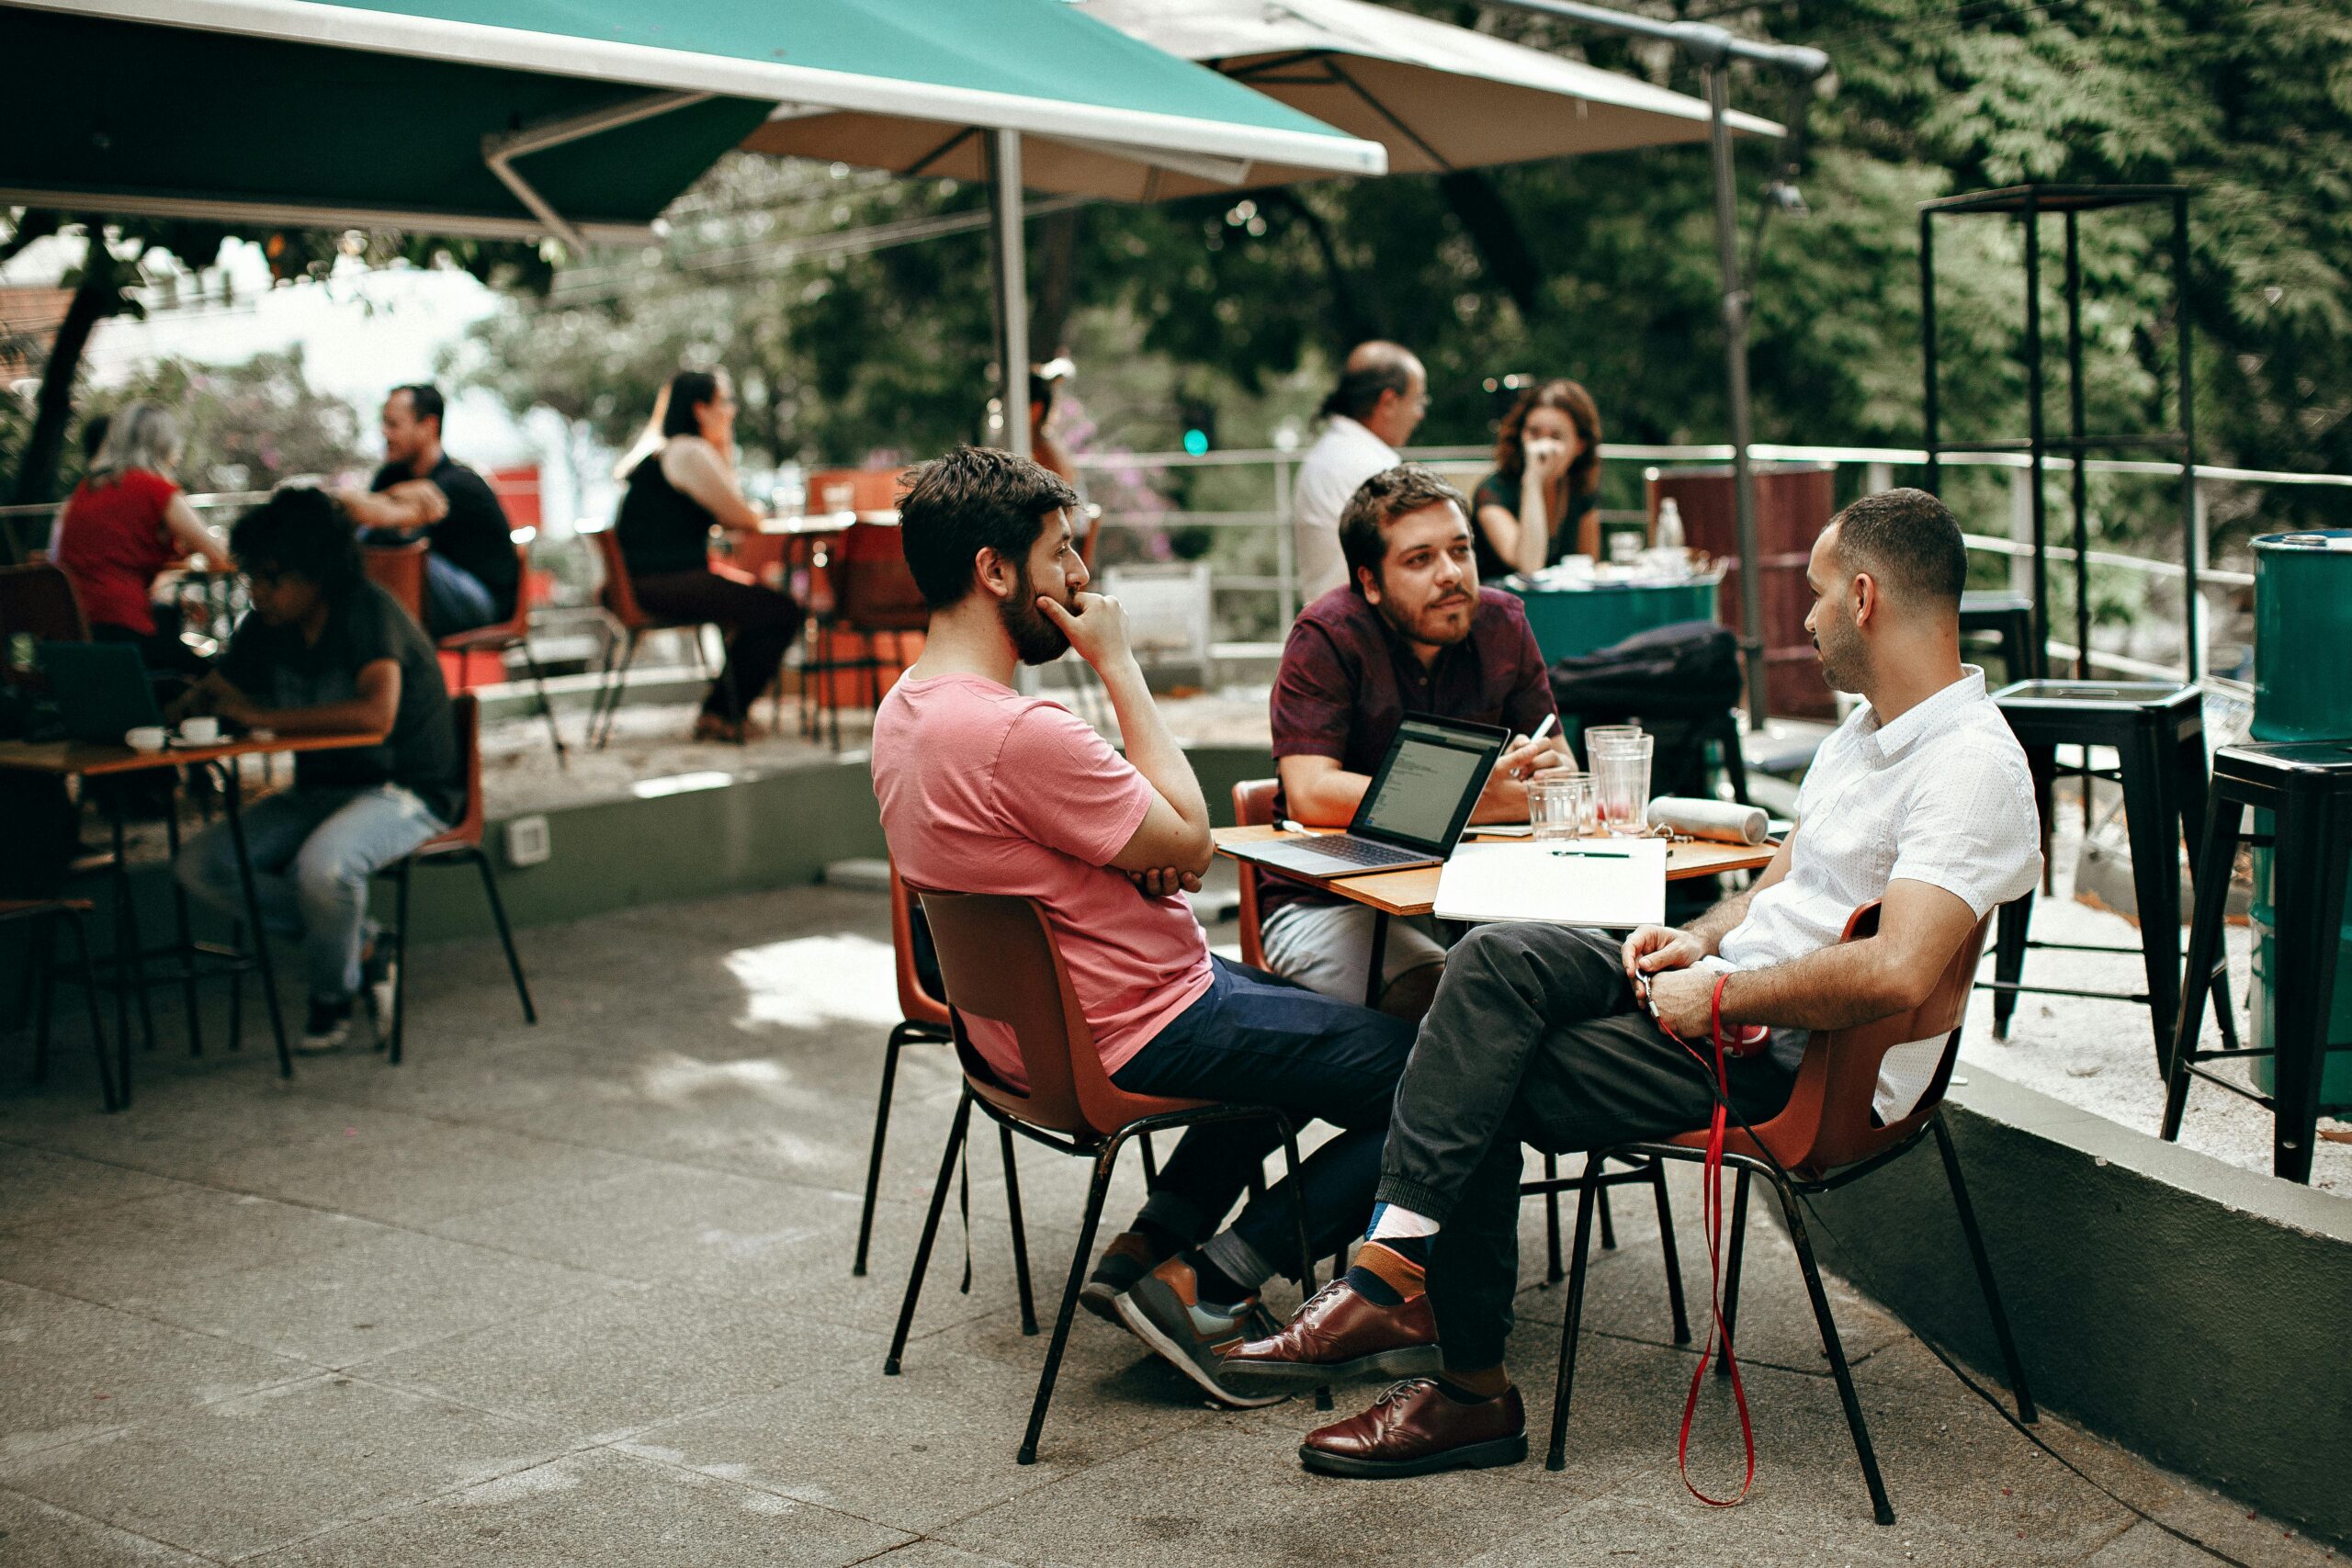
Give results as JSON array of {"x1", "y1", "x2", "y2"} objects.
[
  {"x1": 1300, "y1": 1378, "x2": 1529, "y2": 1479},
  {"x1": 1217, "y1": 1280, "x2": 1440, "y2": 1393}
]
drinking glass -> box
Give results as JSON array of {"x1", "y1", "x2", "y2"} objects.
[
  {"x1": 1530, "y1": 774, "x2": 1593, "y2": 841},
  {"x1": 1592, "y1": 734, "x2": 1656, "y2": 836},
  {"x1": 1579, "y1": 724, "x2": 1642, "y2": 769}
]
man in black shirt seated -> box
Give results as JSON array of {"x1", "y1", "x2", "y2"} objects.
[
  {"x1": 341, "y1": 383, "x2": 518, "y2": 636},
  {"x1": 172, "y1": 489, "x2": 464, "y2": 1052}
]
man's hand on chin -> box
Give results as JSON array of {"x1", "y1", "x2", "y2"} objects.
[{"x1": 1645, "y1": 966, "x2": 1717, "y2": 1041}]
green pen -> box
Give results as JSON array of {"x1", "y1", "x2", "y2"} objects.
[{"x1": 1548, "y1": 847, "x2": 1632, "y2": 858}]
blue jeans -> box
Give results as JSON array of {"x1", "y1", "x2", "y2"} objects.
[
  {"x1": 1111, "y1": 957, "x2": 1414, "y2": 1286},
  {"x1": 175, "y1": 784, "x2": 447, "y2": 1003},
  {"x1": 422, "y1": 552, "x2": 497, "y2": 636}
]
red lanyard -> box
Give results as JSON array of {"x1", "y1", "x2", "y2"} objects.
[{"x1": 1658, "y1": 972, "x2": 1761, "y2": 1507}]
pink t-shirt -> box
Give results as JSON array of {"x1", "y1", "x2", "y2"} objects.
[{"x1": 872, "y1": 671, "x2": 1215, "y2": 1087}]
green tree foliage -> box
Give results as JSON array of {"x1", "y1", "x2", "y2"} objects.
[{"x1": 80, "y1": 347, "x2": 362, "y2": 495}]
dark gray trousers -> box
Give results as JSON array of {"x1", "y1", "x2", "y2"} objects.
[{"x1": 1374, "y1": 923, "x2": 1795, "y2": 1370}]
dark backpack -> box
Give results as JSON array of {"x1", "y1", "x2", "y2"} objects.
[{"x1": 1549, "y1": 620, "x2": 1744, "y2": 801}]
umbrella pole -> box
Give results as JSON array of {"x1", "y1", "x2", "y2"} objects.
[
  {"x1": 1704, "y1": 66, "x2": 1769, "y2": 732},
  {"x1": 986, "y1": 129, "x2": 1034, "y2": 463}
]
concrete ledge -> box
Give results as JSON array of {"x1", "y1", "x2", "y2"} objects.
[{"x1": 1810, "y1": 1068, "x2": 2352, "y2": 1545}]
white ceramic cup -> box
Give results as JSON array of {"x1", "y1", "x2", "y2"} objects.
[
  {"x1": 125, "y1": 726, "x2": 167, "y2": 753},
  {"x1": 177, "y1": 716, "x2": 221, "y2": 746}
]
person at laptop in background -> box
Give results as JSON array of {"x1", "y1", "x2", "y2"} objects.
[
  {"x1": 1262, "y1": 464, "x2": 1575, "y2": 1017},
  {"x1": 1220, "y1": 489, "x2": 2041, "y2": 1478},
  {"x1": 872, "y1": 446, "x2": 1416, "y2": 1408},
  {"x1": 170, "y1": 488, "x2": 461, "y2": 1053}
]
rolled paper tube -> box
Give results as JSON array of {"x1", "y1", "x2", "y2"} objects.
[{"x1": 1646, "y1": 796, "x2": 1769, "y2": 845}]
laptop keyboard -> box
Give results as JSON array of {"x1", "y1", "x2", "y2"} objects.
[{"x1": 1291, "y1": 835, "x2": 1424, "y2": 868}]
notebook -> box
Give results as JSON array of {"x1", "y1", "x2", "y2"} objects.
[{"x1": 1432, "y1": 840, "x2": 1668, "y2": 929}]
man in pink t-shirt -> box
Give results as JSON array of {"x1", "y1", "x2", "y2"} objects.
[{"x1": 874, "y1": 446, "x2": 1413, "y2": 1409}]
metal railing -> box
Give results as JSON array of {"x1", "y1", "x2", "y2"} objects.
[{"x1": 1072, "y1": 440, "x2": 2349, "y2": 682}]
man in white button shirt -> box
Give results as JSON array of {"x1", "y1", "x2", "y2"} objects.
[
  {"x1": 1222, "y1": 489, "x2": 2043, "y2": 1478},
  {"x1": 1293, "y1": 342, "x2": 1429, "y2": 601}
]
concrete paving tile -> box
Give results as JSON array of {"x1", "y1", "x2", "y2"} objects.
[
  {"x1": 2083, "y1": 1518, "x2": 2236, "y2": 1566},
  {"x1": 619, "y1": 1335, "x2": 1216, "y2": 1534},
  {"x1": 130, "y1": 1225, "x2": 616, "y2": 1369},
  {"x1": 0, "y1": 1488, "x2": 212, "y2": 1565},
  {"x1": 937, "y1": 1413, "x2": 1605, "y2": 1568},
  {"x1": 0, "y1": 1079, "x2": 342, "y2": 1182},
  {"x1": 184, "y1": 1113, "x2": 660, "y2": 1228},
  {"x1": 243, "y1": 1447, "x2": 910, "y2": 1568},
  {"x1": 0, "y1": 1373, "x2": 571, "y2": 1562},
  {"x1": 845, "y1": 1544, "x2": 1024, "y2": 1568},
  {"x1": 0, "y1": 1280, "x2": 317, "y2": 1461},
  {"x1": 359, "y1": 1286, "x2": 865, "y2": 1439},
  {"x1": 0, "y1": 1187, "x2": 392, "y2": 1309},
  {"x1": 0, "y1": 1144, "x2": 193, "y2": 1231}
]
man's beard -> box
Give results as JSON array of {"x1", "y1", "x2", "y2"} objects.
[
  {"x1": 1814, "y1": 627, "x2": 1866, "y2": 694},
  {"x1": 1374, "y1": 587, "x2": 1474, "y2": 649},
  {"x1": 1000, "y1": 592, "x2": 1070, "y2": 666}
]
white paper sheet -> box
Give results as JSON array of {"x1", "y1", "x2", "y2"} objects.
[{"x1": 1433, "y1": 840, "x2": 1668, "y2": 929}]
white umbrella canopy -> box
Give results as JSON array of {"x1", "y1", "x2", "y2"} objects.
[{"x1": 743, "y1": 0, "x2": 1779, "y2": 201}]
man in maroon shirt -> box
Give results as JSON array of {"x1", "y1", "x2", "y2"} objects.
[{"x1": 1263, "y1": 465, "x2": 1577, "y2": 1015}]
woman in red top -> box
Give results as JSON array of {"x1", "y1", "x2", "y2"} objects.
[{"x1": 51, "y1": 403, "x2": 230, "y2": 669}]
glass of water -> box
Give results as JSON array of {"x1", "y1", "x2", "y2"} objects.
[
  {"x1": 1590, "y1": 733, "x2": 1656, "y2": 837},
  {"x1": 1530, "y1": 774, "x2": 1594, "y2": 841}
]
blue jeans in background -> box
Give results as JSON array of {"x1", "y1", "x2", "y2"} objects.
[
  {"x1": 422, "y1": 552, "x2": 497, "y2": 636},
  {"x1": 1110, "y1": 957, "x2": 1415, "y2": 1287},
  {"x1": 175, "y1": 784, "x2": 447, "y2": 1003}
]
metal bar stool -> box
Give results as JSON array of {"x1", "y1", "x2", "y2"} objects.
[
  {"x1": 1986, "y1": 680, "x2": 2235, "y2": 1071},
  {"x1": 1959, "y1": 592, "x2": 2041, "y2": 686},
  {"x1": 2162, "y1": 740, "x2": 2352, "y2": 1182}
]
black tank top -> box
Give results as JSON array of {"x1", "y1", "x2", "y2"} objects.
[{"x1": 615, "y1": 447, "x2": 719, "y2": 577}]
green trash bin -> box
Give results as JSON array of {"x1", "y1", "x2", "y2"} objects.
[{"x1": 2246, "y1": 530, "x2": 2352, "y2": 1103}]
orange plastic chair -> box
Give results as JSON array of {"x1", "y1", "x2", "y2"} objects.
[
  {"x1": 437, "y1": 536, "x2": 565, "y2": 766},
  {"x1": 361, "y1": 540, "x2": 428, "y2": 626},
  {"x1": 850, "y1": 863, "x2": 1038, "y2": 1306},
  {"x1": 1544, "y1": 901, "x2": 2033, "y2": 1526},
  {"x1": 376, "y1": 695, "x2": 536, "y2": 1064},
  {"x1": 1232, "y1": 777, "x2": 1686, "y2": 1314},
  {"x1": 887, "y1": 888, "x2": 1318, "y2": 1465},
  {"x1": 807, "y1": 521, "x2": 927, "y2": 750},
  {"x1": 586, "y1": 529, "x2": 736, "y2": 748}
]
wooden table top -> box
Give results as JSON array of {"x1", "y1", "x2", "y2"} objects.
[
  {"x1": 1212, "y1": 823, "x2": 1777, "y2": 919},
  {"x1": 755, "y1": 511, "x2": 896, "y2": 536},
  {"x1": 0, "y1": 731, "x2": 385, "y2": 778}
]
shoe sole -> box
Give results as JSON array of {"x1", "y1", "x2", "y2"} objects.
[
  {"x1": 1078, "y1": 1280, "x2": 1127, "y2": 1327},
  {"x1": 1220, "y1": 1343, "x2": 1443, "y2": 1392},
  {"x1": 1299, "y1": 1432, "x2": 1529, "y2": 1480},
  {"x1": 1114, "y1": 1289, "x2": 1285, "y2": 1410}
]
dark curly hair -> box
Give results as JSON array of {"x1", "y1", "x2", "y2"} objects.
[
  {"x1": 897, "y1": 446, "x2": 1082, "y2": 609},
  {"x1": 232, "y1": 486, "x2": 364, "y2": 600},
  {"x1": 1492, "y1": 379, "x2": 1602, "y2": 502}
]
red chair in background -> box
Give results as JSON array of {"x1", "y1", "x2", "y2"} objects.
[
  {"x1": 586, "y1": 529, "x2": 736, "y2": 749},
  {"x1": 361, "y1": 541, "x2": 428, "y2": 626},
  {"x1": 807, "y1": 521, "x2": 926, "y2": 750},
  {"x1": 1544, "y1": 901, "x2": 2032, "y2": 1526},
  {"x1": 0, "y1": 563, "x2": 89, "y2": 692},
  {"x1": 437, "y1": 536, "x2": 566, "y2": 767}
]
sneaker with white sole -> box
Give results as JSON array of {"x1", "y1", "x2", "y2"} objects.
[
  {"x1": 1114, "y1": 1257, "x2": 1286, "y2": 1409},
  {"x1": 299, "y1": 998, "x2": 353, "y2": 1054}
]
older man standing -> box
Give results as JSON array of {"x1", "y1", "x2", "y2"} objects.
[{"x1": 1293, "y1": 342, "x2": 1428, "y2": 603}]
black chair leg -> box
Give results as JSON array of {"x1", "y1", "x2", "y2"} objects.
[
  {"x1": 1775, "y1": 1172, "x2": 1894, "y2": 1526},
  {"x1": 2163, "y1": 794, "x2": 2237, "y2": 1141},
  {"x1": 1017, "y1": 1128, "x2": 1122, "y2": 1465},
  {"x1": 473, "y1": 851, "x2": 536, "y2": 1025},
  {"x1": 1714, "y1": 1166, "x2": 1749, "y2": 1376},
  {"x1": 594, "y1": 630, "x2": 640, "y2": 750},
  {"x1": 519, "y1": 639, "x2": 569, "y2": 768},
  {"x1": 1138, "y1": 1132, "x2": 1159, "y2": 1185},
  {"x1": 1272, "y1": 1113, "x2": 1329, "y2": 1412},
  {"x1": 1543, "y1": 1151, "x2": 1564, "y2": 1284},
  {"x1": 1544, "y1": 1158, "x2": 1605, "y2": 1470},
  {"x1": 1650, "y1": 1156, "x2": 1690, "y2": 1347},
  {"x1": 1931, "y1": 1114, "x2": 2036, "y2": 1422},
  {"x1": 1595, "y1": 1158, "x2": 1617, "y2": 1250},
  {"x1": 1991, "y1": 892, "x2": 2032, "y2": 1040},
  {"x1": 853, "y1": 1024, "x2": 911, "y2": 1278},
  {"x1": 63, "y1": 910, "x2": 119, "y2": 1112},
  {"x1": 1000, "y1": 1122, "x2": 1038, "y2": 1337},
  {"x1": 388, "y1": 862, "x2": 413, "y2": 1065},
  {"x1": 29, "y1": 913, "x2": 57, "y2": 1086},
  {"x1": 886, "y1": 1091, "x2": 972, "y2": 1376},
  {"x1": 163, "y1": 802, "x2": 203, "y2": 1056}
]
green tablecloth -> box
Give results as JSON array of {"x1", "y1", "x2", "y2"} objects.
[{"x1": 1501, "y1": 579, "x2": 1720, "y2": 661}]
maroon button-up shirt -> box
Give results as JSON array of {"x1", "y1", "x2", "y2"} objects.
[{"x1": 1261, "y1": 585, "x2": 1558, "y2": 921}]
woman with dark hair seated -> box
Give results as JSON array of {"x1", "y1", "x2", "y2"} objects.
[
  {"x1": 1471, "y1": 379, "x2": 1604, "y2": 582},
  {"x1": 169, "y1": 487, "x2": 460, "y2": 1052},
  {"x1": 612, "y1": 368, "x2": 803, "y2": 743}
]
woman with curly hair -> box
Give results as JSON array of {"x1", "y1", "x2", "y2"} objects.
[{"x1": 1470, "y1": 379, "x2": 1603, "y2": 581}]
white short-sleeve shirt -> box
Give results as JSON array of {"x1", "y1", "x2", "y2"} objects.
[
  {"x1": 1293, "y1": 415, "x2": 1400, "y2": 604},
  {"x1": 1714, "y1": 667, "x2": 2042, "y2": 1120}
]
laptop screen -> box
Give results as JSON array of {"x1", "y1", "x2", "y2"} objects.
[{"x1": 1356, "y1": 716, "x2": 1507, "y2": 852}]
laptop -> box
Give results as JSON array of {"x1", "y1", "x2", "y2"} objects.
[
  {"x1": 1229, "y1": 714, "x2": 1510, "y2": 879},
  {"x1": 38, "y1": 642, "x2": 167, "y2": 742}
]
